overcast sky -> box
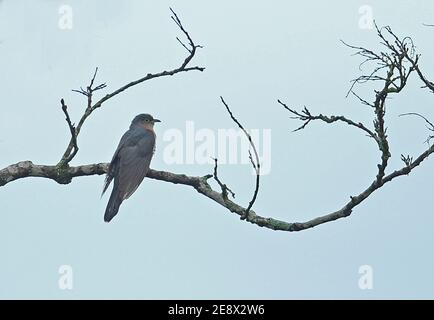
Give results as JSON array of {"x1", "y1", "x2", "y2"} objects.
[{"x1": 1, "y1": 0, "x2": 433, "y2": 299}]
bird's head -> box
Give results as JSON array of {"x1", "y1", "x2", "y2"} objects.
[{"x1": 131, "y1": 113, "x2": 161, "y2": 130}]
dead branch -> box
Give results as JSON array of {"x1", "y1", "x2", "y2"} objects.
[
  {"x1": 0, "y1": 19, "x2": 433, "y2": 233},
  {"x1": 57, "y1": 9, "x2": 204, "y2": 168},
  {"x1": 276, "y1": 24, "x2": 434, "y2": 230},
  {"x1": 212, "y1": 158, "x2": 236, "y2": 200},
  {"x1": 220, "y1": 97, "x2": 261, "y2": 220},
  {"x1": 400, "y1": 112, "x2": 434, "y2": 144},
  {"x1": 59, "y1": 99, "x2": 78, "y2": 165}
]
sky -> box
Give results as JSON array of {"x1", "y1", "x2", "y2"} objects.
[{"x1": 0, "y1": 0, "x2": 433, "y2": 299}]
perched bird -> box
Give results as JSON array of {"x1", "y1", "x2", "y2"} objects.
[{"x1": 102, "y1": 114, "x2": 161, "y2": 222}]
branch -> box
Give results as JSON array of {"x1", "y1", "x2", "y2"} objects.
[
  {"x1": 400, "y1": 112, "x2": 434, "y2": 144},
  {"x1": 288, "y1": 143, "x2": 434, "y2": 231},
  {"x1": 374, "y1": 23, "x2": 433, "y2": 93},
  {"x1": 58, "y1": 9, "x2": 204, "y2": 167},
  {"x1": 273, "y1": 24, "x2": 434, "y2": 231},
  {"x1": 403, "y1": 54, "x2": 434, "y2": 93},
  {"x1": 1, "y1": 143, "x2": 432, "y2": 232},
  {"x1": 1, "y1": 21, "x2": 433, "y2": 234},
  {"x1": 212, "y1": 158, "x2": 235, "y2": 200},
  {"x1": 277, "y1": 100, "x2": 379, "y2": 142},
  {"x1": 220, "y1": 97, "x2": 260, "y2": 220},
  {"x1": 340, "y1": 24, "x2": 425, "y2": 184},
  {"x1": 343, "y1": 23, "x2": 418, "y2": 99},
  {"x1": 59, "y1": 99, "x2": 78, "y2": 165},
  {"x1": 169, "y1": 7, "x2": 203, "y2": 68},
  {"x1": 0, "y1": 161, "x2": 108, "y2": 186}
]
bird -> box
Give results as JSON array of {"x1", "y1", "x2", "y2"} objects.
[{"x1": 102, "y1": 113, "x2": 161, "y2": 222}]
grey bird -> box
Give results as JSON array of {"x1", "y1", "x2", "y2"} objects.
[{"x1": 102, "y1": 114, "x2": 161, "y2": 222}]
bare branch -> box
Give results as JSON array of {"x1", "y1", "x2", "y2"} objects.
[
  {"x1": 220, "y1": 97, "x2": 260, "y2": 220},
  {"x1": 58, "y1": 9, "x2": 204, "y2": 166},
  {"x1": 176, "y1": 37, "x2": 191, "y2": 53},
  {"x1": 0, "y1": 161, "x2": 108, "y2": 186},
  {"x1": 349, "y1": 90, "x2": 375, "y2": 107},
  {"x1": 400, "y1": 154, "x2": 413, "y2": 167},
  {"x1": 277, "y1": 100, "x2": 379, "y2": 142},
  {"x1": 169, "y1": 7, "x2": 203, "y2": 69},
  {"x1": 71, "y1": 87, "x2": 88, "y2": 97},
  {"x1": 342, "y1": 24, "x2": 426, "y2": 184},
  {"x1": 1, "y1": 142, "x2": 432, "y2": 232},
  {"x1": 1, "y1": 20, "x2": 433, "y2": 234},
  {"x1": 400, "y1": 112, "x2": 434, "y2": 143},
  {"x1": 212, "y1": 158, "x2": 235, "y2": 200},
  {"x1": 59, "y1": 99, "x2": 78, "y2": 165},
  {"x1": 343, "y1": 23, "x2": 418, "y2": 103},
  {"x1": 400, "y1": 112, "x2": 434, "y2": 130},
  {"x1": 88, "y1": 67, "x2": 99, "y2": 90},
  {"x1": 402, "y1": 53, "x2": 434, "y2": 93},
  {"x1": 273, "y1": 24, "x2": 434, "y2": 231}
]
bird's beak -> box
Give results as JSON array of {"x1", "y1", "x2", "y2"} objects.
[{"x1": 153, "y1": 119, "x2": 161, "y2": 123}]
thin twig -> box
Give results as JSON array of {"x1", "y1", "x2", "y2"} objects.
[
  {"x1": 400, "y1": 112, "x2": 434, "y2": 143},
  {"x1": 212, "y1": 158, "x2": 235, "y2": 199},
  {"x1": 220, "y1": 97, "x2": 260, "y2": 220},
  {"x1": 170, "y1": 7, "x2": 203, "y2": 69},
  {"x1": 59, "y1": 99, "x2": 78, "y2": 165},
  {"x1": 277, "y1": 100, "x2": 379, "y2": 143}
]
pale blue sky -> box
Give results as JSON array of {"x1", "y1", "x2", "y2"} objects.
[{"x1": 1, "y1": 0, "x2": 433, "y2": 299}]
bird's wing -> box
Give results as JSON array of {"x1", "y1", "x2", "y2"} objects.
[
  {"x1": 116, "y1": 129, "x2": 156, "y2": 200},
  {"x1": 102, "y1": 130, "x2": 134, "y2": 196}
]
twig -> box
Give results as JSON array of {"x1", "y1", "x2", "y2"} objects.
[
  {"x1": 400, "y1": 154, "x2": 413, "y2": 167},
  {"x1": 170, "y1": 7, "x2": 203, "y2": 69},
  {"x1": 277, "y1": 100, "x2": 379, "y2": 143},
  {"x1": 220, "y1": 97, "x2": 260, "y2": 220},
  {"x1": 212, "y1": 158, "x2": 235, "y2": 200},
  {"x1": 400, "y1": 112, "x2": 434, "y2": 144},
  {"x1": 59, "y1": 99, "x2": 78, "y2": 166}
]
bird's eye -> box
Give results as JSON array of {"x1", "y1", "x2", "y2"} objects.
[{"x1": 145, "y1": 119, "x2": 149, "y2": 122}]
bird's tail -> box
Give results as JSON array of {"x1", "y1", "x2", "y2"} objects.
[{"x1": 104, "y1": 186, "x2": 123, "y2": 223}]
